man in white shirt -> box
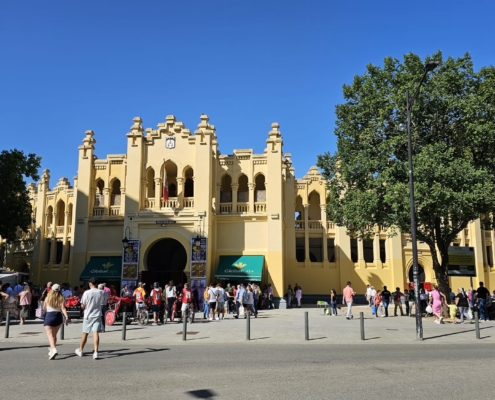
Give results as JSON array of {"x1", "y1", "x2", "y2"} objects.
[
  {"x1": 207, "y1": 283, "x2": 218, "y2": 321},
  {"x1": 75, "y1": 278, "x2": 104, "y2": 360},
  {"x1": 366, "y1": 285, "x2": 372, "y2": 307},
  {"x1": 215, "y1": 283, "x2": 225, "y2": 320}
]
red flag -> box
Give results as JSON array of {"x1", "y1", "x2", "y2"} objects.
[{"x1": 162, "y1": 165, "x2": 169, "y2": 201}]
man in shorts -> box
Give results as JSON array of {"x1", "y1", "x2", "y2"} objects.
[
  {"x1": 181, "y1": 283, "x2": 193, "y2": 322},
  {"x1": 150, "y1": 282, "x2": 163, "y2": 325},
  {"x1": 216, "y1": 283, "x2": 225, "y2": 320},
  {"x1": 75, "y1": 278, "x2": 104, "y2": 360},
  {"x1": 207, "y1": 283, "x2": 217, "y2": 321}
]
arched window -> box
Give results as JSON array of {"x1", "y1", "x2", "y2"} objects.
[
  {"x1": 56, "y1": 201, "x2": 65, "y2": 226},
  {"x1": 237, "y1": 175, "x2": 249, "y2": 202},
  {"x1": 184, "y1": 167, "x2": 194, "y2": 197},
  {"x1": 220, "y1": 175, "x2": 232, "y2": 203},
  {"x1": 111, "y1": 179, "x2": 121, "y2": 206},
  {"x1": 95, "y1": 179, "x2": 104, "y2": 206},
  {"x1": 254, "y1": 174, "x2": 266, "y2": 202},
  {"x1": 146, "y1": 168, "x2": 155, "y2": 198},
  {"x1": 308, "y1": 191, "x2": 321, "y2": 220}
]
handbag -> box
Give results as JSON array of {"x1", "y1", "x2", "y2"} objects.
[
  {"x1": 425, "y1": 305, "x2": 433, "y2": 314},
  {"x1": 35, "y1": 301, "x2": 44, "y2": 319},
  {"x1": 467, "y1": 309, "x2": 473, "y2": 320},
  {"x1": 239, "y1": 305, "x2": 245, "y2": 317},
  {"x1": 371, "y1": 305, "x2": 376, "y2": 315}
]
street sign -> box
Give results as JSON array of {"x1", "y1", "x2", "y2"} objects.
[
  {"x1": 447, "y1": 246, "x2": 476, "y2": 276},
  {"x1": 156, "y1": 220, "x2": 176, "y2": 226}
]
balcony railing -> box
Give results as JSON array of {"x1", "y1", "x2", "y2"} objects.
[
  {"x1": 56, "y1": 226, "x2": 64, "y2": 236},
  {"x1": 68, "y1": 226, "x2": 72, "y2": 235},
  {"x1": 237, "y1": 203, "x2": 249, "y2": 213},
  {"x1": 145, "y1": 198, "x2": 155, "y2": 209},
  {"x1": 110, "y1": 206, "x2": 120, "y2": 216},
  {"x1": 220, "y1": 203, "x2": 232, "y2": 214},
  {"x1": 327, "y1": 222, "x2": 335, "y2": 230},
  {"x1": 93, "y1": 207, "x2": 105, "y2": 217},
  {"x1": 183, "y1": 197, "x2": 194, "y2": 208},
  {"x1": 308, "y1": 221, "x2": 323, "y2": 230},
  {"x1": 254, "y1": 203, "x2": 266, "y2": 213},
  {"x1": 47, "y1": 227, "x2": 53, "y2": 236},
  {"x1": 295, "y1": 221, "x2": 304, "y2": 230},
  {"x1": 162, "y1": 197, "x2": 179, "y2": 209}
]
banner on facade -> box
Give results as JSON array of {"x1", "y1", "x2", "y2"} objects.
[
  {"x1": 122, "y1": 239, "x2": 140, "y2": 280},
  {"x1": 191, "y1": 237, "x2": 207, "y2": 278},
  {"x1": 447, "y1": 246, "x2": 476, "y2": 276}
]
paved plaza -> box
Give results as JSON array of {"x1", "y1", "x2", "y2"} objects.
[{"x1": 2, "y1": 305, "x2": 493, "y2": 346}]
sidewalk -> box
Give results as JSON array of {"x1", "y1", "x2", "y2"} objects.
[{"x1": 2, "y1": 305, "x2": 493, "y2": 347}]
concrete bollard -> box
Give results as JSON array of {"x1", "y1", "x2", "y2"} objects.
[
  {"x1": 60, "y1": 317, "x2": 65, "y2": 340},
  {"x1": 474, "y1": 311, "x2": 480, "y2": 339},
  {"x1": 305, "y1": 311, "x2": 309, "y2": 341},
  {"x1": 4, "y1": 311, "x2": 10, "y2": 338},
  {"x1": 182, "y1": 315, "x2": 187, "y2": 341},
  {"x1": 246, "y1": 311, "x2": 250, "y2": 341},
  {"x1": 122, "y1": 312, "x2": 127, "y2": 341},
  {"x1": 360, "y1": 312, "x2": 365, "y2": 341}
]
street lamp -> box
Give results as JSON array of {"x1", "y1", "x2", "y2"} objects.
[
  {"x1": 122, "y1": 226, "x2": 132, "y2": 245},
  {"x1": 405, "y1": 59, "x2": 440, "y2": 340}
]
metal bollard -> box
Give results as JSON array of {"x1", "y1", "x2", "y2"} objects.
[
  {"x1": 474, "y1": 311, "x2": 480, "y2": 339},
  {"x1": 360, "y1": 312, "x2": 365, "y2": 341},
  {"x1": 305, "y1": 311, "x2": 309, "y2": 341},
  {"x1": 4, "y1": 311, "x2": 10, "y2": 338},
  {"x1": 246, "y1": 311, "x2": 250, "y2": 341},
  {"x1": 182, "y1": 315, "x2": 187, "y2": 341},
  {"x1": 122, "y1": 312, "x2": 127, "y2": 341},
  {"x1": 60, "y1": 317, "x2": 65, "y2": 340}
]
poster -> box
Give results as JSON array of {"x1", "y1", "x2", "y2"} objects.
[
  {"x1": 122, "y1": 239, "x2": 140, "y2": 293},
  {"x1": 191, "y1": 237, "x2": 207, "y2": 263},
  {"x1": 191, "y1": 279, "x2": 206, "y2": 311},
  {"x1": 447, "y1": 246, "x2": 476, "y2": 276}
]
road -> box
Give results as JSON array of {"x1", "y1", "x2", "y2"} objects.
[{"x1": 1, "y1": 341, "x2": 490, "y2": 399}]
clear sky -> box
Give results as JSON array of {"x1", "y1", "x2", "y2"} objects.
[{"x1": 1, "y1": 0, "x2": 493, "y2": 185}]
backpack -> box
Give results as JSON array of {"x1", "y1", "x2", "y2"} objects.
[
  {"x1": 243, "y1": 290, "x2": 248, "y2": 303},
  {"x1": 224, "y1": 291, "x2": 229, "y2": 302}
]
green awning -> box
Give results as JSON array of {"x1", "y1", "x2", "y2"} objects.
[
  {"x1": 80, "y1": 256, "x2": 122, "y2": 281},
  {"x1": 215, "y1": 255, "x2": 264, "y2": 281}
]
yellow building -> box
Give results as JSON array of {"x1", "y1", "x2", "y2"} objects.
[{"x1": 4, "y1": 114, "x2": 495, "y2": 306}]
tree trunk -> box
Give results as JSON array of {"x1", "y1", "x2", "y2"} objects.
[{"x1": 427, "y1": 242, "x2": 451, "y2": 302}]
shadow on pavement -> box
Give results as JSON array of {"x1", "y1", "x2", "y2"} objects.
[
  {"x1": 365, "y1": 337, "x2": 380, "y2": 341},
  {"x1": 424, "y1": 326, "x2": 494, "y2": 340},
  {"x1": 186, "y1": 389, "x2": 217, "y2": 399},
  {"x1": 309, "y1": 337, "x2": 327, "y2": 341},
  {"x1": 0, "y1": 344, "x2": 50, "y2": 352}
]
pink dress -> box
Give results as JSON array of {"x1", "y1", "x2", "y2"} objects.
[{"x1": 431, "y1": 290, "x2": 442, "y2": 315}]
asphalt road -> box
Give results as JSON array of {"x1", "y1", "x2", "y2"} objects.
[{"x1": 1, "y1": 341, "x2": 491, "y2": 399}]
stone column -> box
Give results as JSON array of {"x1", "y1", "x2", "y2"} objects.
[
  {"x1": 103, "y1": 188, "x2": 110, "y2": 216},
  {"x1": 232, "y1": 184, "x2": 239, "y2": 214},
  {"x1": 62, "y1": 211, "x2": 70, "y2": 264},
  {"x1": 154, "y1": 178, "x2": 161, "y2": 209},
  {"x1": 248, "y1": 183, "x2": 255, "y2": 213},
  {"x1": 304, "y1": 204, "x2": 309, "y2": 263},
  {"x1": 374, "y1": 232, "x2": 381, "y2": 265},
  {"x1": 358, "y1": 238, "x2": 365, "y2": 268},
  {"x1": 216, "y1": 184, "x2": 222, "y2": 214},
  {"x1": 49, "y1": 232, "x2": 57, "y2": 264},
  {"x1": 177, "y1": 177, "x2": 184, "y2": 208},
  {"x1": 321, "y1": 205, "x2": 328, "y2": 264},
  {"x1": 461, "y1": 228, "x2": 466, "y2": 247}
]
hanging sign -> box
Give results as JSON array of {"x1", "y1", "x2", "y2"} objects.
[
  {"x1": 122, "y1": 239, "x2": 140, "y2": 280},
  {"x1": 447, "y1": 246, "x2": 476, "y2": 276},
  {"x1": 191, "y1": 237, "x2": 207, "y2": 278}
]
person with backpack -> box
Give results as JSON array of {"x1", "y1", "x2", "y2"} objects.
[
  {"x1": 252, "y1": 284, "x2": 260, "y2": 313},
  {"x1": 150, "y1": 282, "x2": 163, "y2": 326},
  {"x1": 244, "y1": 285, "x2": 257, "y2": 318}
]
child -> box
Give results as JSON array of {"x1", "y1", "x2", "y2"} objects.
[{"x1": 447, "y1": 303, "x2": 458, "y2": 324}]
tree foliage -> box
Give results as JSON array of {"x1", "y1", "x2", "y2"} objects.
[
  {"x1": 0, "y1": 149, "x2": 41, "y2": 241},
  {"x1": 317, "y1": 52, "x2": 495, "y2": 293}
]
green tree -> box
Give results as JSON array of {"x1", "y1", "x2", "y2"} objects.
[
  {"x1": 0, "y1": 149, "x2": 41, "y2": 241},
  {"x1": 317, "y1": 52, "x2": 495, "y2": 295}
]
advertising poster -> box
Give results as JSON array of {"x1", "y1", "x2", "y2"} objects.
[
  {"x1": 447, "y1": 246, "x2": 476, "y2": 276},
  {"x1": 191, "y1": 279, "x2": 206, "y2": 311},
  {"x1": 191, "y1": 237, "x2": 207, "y2": 278},
  {"x1": 122, "y1": 239, "x2": 140, "y2": 293}
]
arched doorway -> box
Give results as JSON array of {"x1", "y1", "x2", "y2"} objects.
[
  {"x1": 408, "y1": 264, "x2": 426, "y2": 285},
  {"x1": 143, "y1": 238, "x2": 187, "y2": 289}
]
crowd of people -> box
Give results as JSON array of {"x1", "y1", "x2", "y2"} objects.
[{"x1": 338, "y1": 281, "x2": 495, "y2": 324}]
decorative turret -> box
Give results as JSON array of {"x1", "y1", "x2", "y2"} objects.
[
  {"x1": 266, "y1": 122, "x2": 283, "y2": 153},
  {"x1": 78, "y1": 130, "x2": 96, "y2": 159},
  {"x1": 194, "y1": 114, "x2": 216, "y2": 143}
]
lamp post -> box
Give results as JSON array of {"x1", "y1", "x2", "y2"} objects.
[
  {"x1": 405, "y1": 60, "x2": 440, "y2": 340},
  {"x1": 122, "y1": 226, "x2": 131, "y2": 245}
]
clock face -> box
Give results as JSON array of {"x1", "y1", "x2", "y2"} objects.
[{"x1": 166, "y1": 137, "x2": 175, "y2": 149}]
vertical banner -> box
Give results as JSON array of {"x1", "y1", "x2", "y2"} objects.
[
  {"x1": 122, "y1": 239, "x2": 140, "y2": 293},
  {"x1": 191, "y1": 237, "x2": 207, "y2": 279}
]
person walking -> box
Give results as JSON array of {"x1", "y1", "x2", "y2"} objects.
[
  {"x1": 330, "y1": 289, "x2": 338, "y2": 316},
  {"x1": 455, "y1": 288, "x2": 470, "y2": 323},
  {"x1": 419, "y1": 288, "x2": 428, "y2": 316},
  {"x1": 0, "y1": 281, "x2": 10, "y2": 322},
  {"x1": 215, "y1": 283, "x2": 225, "y2": 320},
  {"x1": 374, "y1": 290, "x2": 382, "y2": 317},
  {"x1": 476, "y1": 282, "x2": 490, "y2": 321},
  {"x1": 245, "y1": 285, "x2": 257, "y2": 318},
  {"x1": 181, "y1": 283, "x2": 193, "y2": 322},
  {"x1": 165, "y1": 281, "x2": 176, "y2": 322},
  {"x1": 43, "y1": 284, "x2": 69, "y2": 360},
  {"x1": 381, "y1": 286, "x2": 391, "y2": 317},
  {"x1": 267, "y1": 284, "x2": 274, "y2": 309},
  {"x1": 207, "y1": 283, "x2": 218, "y2": 321},
  {"x1": 365, "y1": 285, "x2": 372, "y2": 307},
  {"x1": 370, "y1": 286, "x2": 376, "y2": 308},
  {"x1": 286, "y1": 285, "x2": 293, "y2": 309},
  {"x1": 393, "y1": 287, "x2": 404, "y2": 316},
  {"x1": 133, "y1": 282, "x2": 146, "y2": 313},
  {"x1": 150, "y1": 282, "x2": 163, "y2": 325},
  {"x1": 16, "y1": 284, "x2": 32, "y2": 325},
  {"x1": 430, "y1": 285, "x2": 447, "y2": 324},
  {"x1": 75, "y1": 278, "x2": 104, "y2": 360},
  {"x1": 252, "y1": 284, "x2": 260, "y2": 314},
  {"x1": 98, "y1": 283, "x2": 108, "y2": 332},
  {"x1": 407, "y1": 288, "x2": 415, "y2": 316},
  {"x1": 234, "y1": 284, "x2": 246, "y2": 319},
  {"x1": 342, "y1": 281, "x2": 355, "y2": 320},
  {"x1": 295, "y1": 285, "x2": 303, "y2": 308}
]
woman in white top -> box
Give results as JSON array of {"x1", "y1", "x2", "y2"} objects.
[
  {"x1": 43, "y1": 283, "x2": 69, "y2": 360},
  {"x1": 165, "y1": 281, "x2": 176, "y2": 322}
]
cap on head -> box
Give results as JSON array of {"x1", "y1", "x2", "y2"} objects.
[{"x1": 51, "y1": 283, "x2": 61, "y2": 292}]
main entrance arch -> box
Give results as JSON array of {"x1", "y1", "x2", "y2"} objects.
[
  {"x1": 408, "y1": 264, "x2": 426, "y2": 285},
  {"x1": 143, "y1": 238, "x2": 187, "y2": 288}
]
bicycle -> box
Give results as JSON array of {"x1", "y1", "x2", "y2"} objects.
[
  {"x1": 135, "y1": 301, "x2": 149, "y2": 326},
  {"x1": 184, "y1": 303, "x2": 195, "y2": 324}
]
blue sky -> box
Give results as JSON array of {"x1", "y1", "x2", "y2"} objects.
[{"x1": 1, "y1": 0, "x2": 493, "y2": 186}]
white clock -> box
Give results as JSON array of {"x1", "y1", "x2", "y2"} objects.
[{"x1": 166, "y1": 137, "x2": 175, "y2": 149}]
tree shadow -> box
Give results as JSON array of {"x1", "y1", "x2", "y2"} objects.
[
  {"x1": 57, "y1": 347, "x2": 170, "y2": 360},
  {"x1": 0, "y1": 344, "x2": 49, "y2": 352}
]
